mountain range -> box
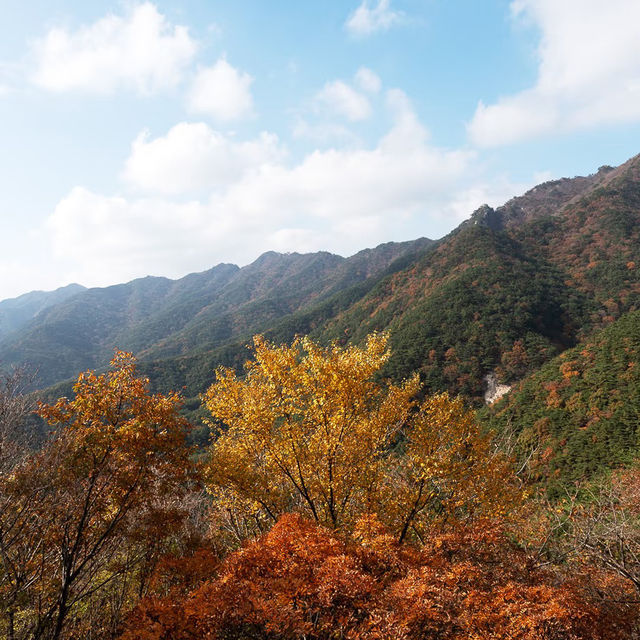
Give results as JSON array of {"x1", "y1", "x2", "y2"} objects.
[
  {"x1": 0, "y1": 238, "x2": 432, "y2": 390},
  {"x1": 3, "y1": 152, "x2": 640, "y2": 487}
]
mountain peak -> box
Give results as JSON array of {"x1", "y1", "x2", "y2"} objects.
[{"x1": 469, "y1": 204, "x2": 503, "y2": 231}]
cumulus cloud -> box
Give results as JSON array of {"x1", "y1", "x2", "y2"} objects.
[
  {"x1": 123, "y1": 122, "x2": 286, "y2": 195},
  {"x1": 291, "y1": 119, "x2": 358, "y2": 144},
  {"x1": 298, "y1": 69, "x2": 382, "y2": 139},
  {"x1": 31, "y1": 2, "x2": 196, "y2": 94},
  {"x1": 186, "y1": 57, "x2": 254, "y2": 121},
  {"x1": 468, "y1": 0, "x2": 640, "y2": 146},
  {"x1": 355, "y1": 67, "x2": 382, "y2": 93},
  {"x1": 314, "y1": 80, "x2": 372, "y2": 121},
  {"x1": 46, "y1": 91, "x2": 485, "y2": 287},
  {"x1": 345, "y1": 0, "x2": 403, "y2": 37}
]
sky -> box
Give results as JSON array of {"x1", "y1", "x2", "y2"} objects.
[{"x1": 1, "y1": 0, "x2": 640, "y2": 300}]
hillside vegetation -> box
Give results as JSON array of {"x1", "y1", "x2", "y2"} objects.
[
  {"x1": 484, "y1": 309, "x2": 640, "y2": 495},
  {"x1": 2, "y1": 337, "x2": 638, "y2": 639}
]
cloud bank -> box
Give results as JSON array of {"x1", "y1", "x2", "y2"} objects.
[
  {"x1": 47, "y1": 91, "x2": 485, "y2": 287},
  {"x1": 468, "y1": 0, "x2": 640, "y2": 146}
]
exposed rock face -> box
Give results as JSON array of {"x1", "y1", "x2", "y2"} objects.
[
  {"x1": 468, "y1": 204, "x2": 504, "y2": 231},
  {"x1": 483, "y1": 372, "x2": 511, "y2": 405},
  {"x1": 466, "y1": 154, "x2": 640, "y2": 234}
]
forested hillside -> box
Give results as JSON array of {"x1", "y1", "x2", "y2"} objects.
[
  {"x1": 320, "y1": 223, "x2": 586, "y2": 397},
  {"x1": 0, "y1": 239, "x2": 431, "y2": 389},
  {"x1": 0, "y1": 284, "x2": 85, "y2": 340},
  {"x1": 484, "y1": 309, "x2": 640, "y2": 494}
]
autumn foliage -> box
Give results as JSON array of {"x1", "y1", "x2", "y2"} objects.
[
  {"x1": 121, "y1": 513, "x2": 636, "y2": 640},
  {"x1": 0, "y1": 352, "x2": 195, "y2": 639},
  {"x1": 0, "y1": 338, "x2": 639, "y2": 639},
  {"x1": 204, "y1": 333, "x2": 520, "y2": 545}
]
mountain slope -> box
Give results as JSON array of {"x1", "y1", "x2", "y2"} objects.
[
  {"x1": 312, "y1": 154, "x2": 640, "y2": 401},
  {"x1": 0, "y1": 283, "x2": 86, "y2": 340},
  {"x1": 482, "y1": 309, "x2": 640, "y2": 495},
  {"x1": 319, "y1": 223, "x2": 587, "y2": 398}
]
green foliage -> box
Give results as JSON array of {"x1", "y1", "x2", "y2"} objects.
[
  {"x1": 322, "y1": 225, "x2": 587, "y2": 400},
  {"x1": 482, "y1": 310, "x2": 640, "y2": 496}
]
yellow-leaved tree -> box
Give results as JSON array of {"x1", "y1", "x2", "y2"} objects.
[{"x1": 204, "y1": 333, "x2": 520, "y2": 544}]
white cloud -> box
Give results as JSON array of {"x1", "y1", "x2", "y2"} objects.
[
  {"x1": 345, "y1": 0, "x2": 403, "y2": 37},
  {"x1": 187, "y1": 57, "x2": 254, "y2": 121},
  {"x1": 298, "y1": 69, "x2": 381, "y2": 138},
  {"x1": 291, "y1": 118, "x2": 359, "y2": 144},
  {"x1": 46, "y1": 91, "x2": 482, "y2": 287},
  {"x1": 468, "y1": 0, "x2": 640, "y2": 146},
  {"x1": 31, "y1": 2, "x2": 196, "y2": 94},
  {"x1": 355, "y1": 67, "x2": 382, "y2": 93},
  {"x1": 315, "y1": 80, "x2": 372, "y2": 121},
  {"x1": 123, "y1": 122, "x2": 286, "y2": 195}
]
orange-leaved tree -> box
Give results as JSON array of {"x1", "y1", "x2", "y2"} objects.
[
  {"x1": 0, "y1": 351, "x2": 195, "y2": 640},
  {"x1": 203, "y1": 333, "x2": 520, "y2": 544},
  {"x1": 120, "y1": 513, "x2": 637, "y2": 640}
]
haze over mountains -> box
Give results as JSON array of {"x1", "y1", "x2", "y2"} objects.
[{"x1": 3, "y1": 153, "x2": 640, "y2": 476}]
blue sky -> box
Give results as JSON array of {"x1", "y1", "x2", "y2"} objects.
[{"x1": 1, "y1": 0, "x2": 639, "y2": 300}]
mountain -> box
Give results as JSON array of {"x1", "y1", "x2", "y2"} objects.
[
  {"x1": 0, "y1": 239, "x2": 432, "y2": 389},
  {"x1": 318, "y1": 221, "x2": 586, "y2": 398},
  {"x1": 311, "y1": 154, "x2": 640, "y2": 400},
  {"x1": 136, "y1": 153, "x2": 640, "y2": 406},
  {"x1": 0, "y1": 283, "x2": 86, "y2": 340}
]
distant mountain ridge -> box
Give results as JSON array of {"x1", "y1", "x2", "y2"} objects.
[
  {"x1": 0, "y1": 283, "x2": 86, "y2": 340},
  {"x1": 0, "y1": 239, "x2": 432, "y2": 389}
]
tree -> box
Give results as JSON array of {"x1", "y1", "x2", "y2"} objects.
[
  {"x1": 382, "y1": 392, "x2": 519, "y2": 543},
  {"x1": 0, "y1": 351, "x2": 195, "y2": 640},
  {"x1": 569, "y1": 466, "x2": 640, "y2": 595},
  {"x1": 0, "y1": 367, "x2": 43, "y2": 640},
  {"x1": 204, "y1": 333, "x2": 520, "y2": 545},
  {"x1": 0, "y1": 366, "x2": 35, "y2": 472}
]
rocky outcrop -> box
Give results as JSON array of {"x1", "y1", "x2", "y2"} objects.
[{"x1": 483, "y1": 372, "x2": 511, "y2": 405}]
